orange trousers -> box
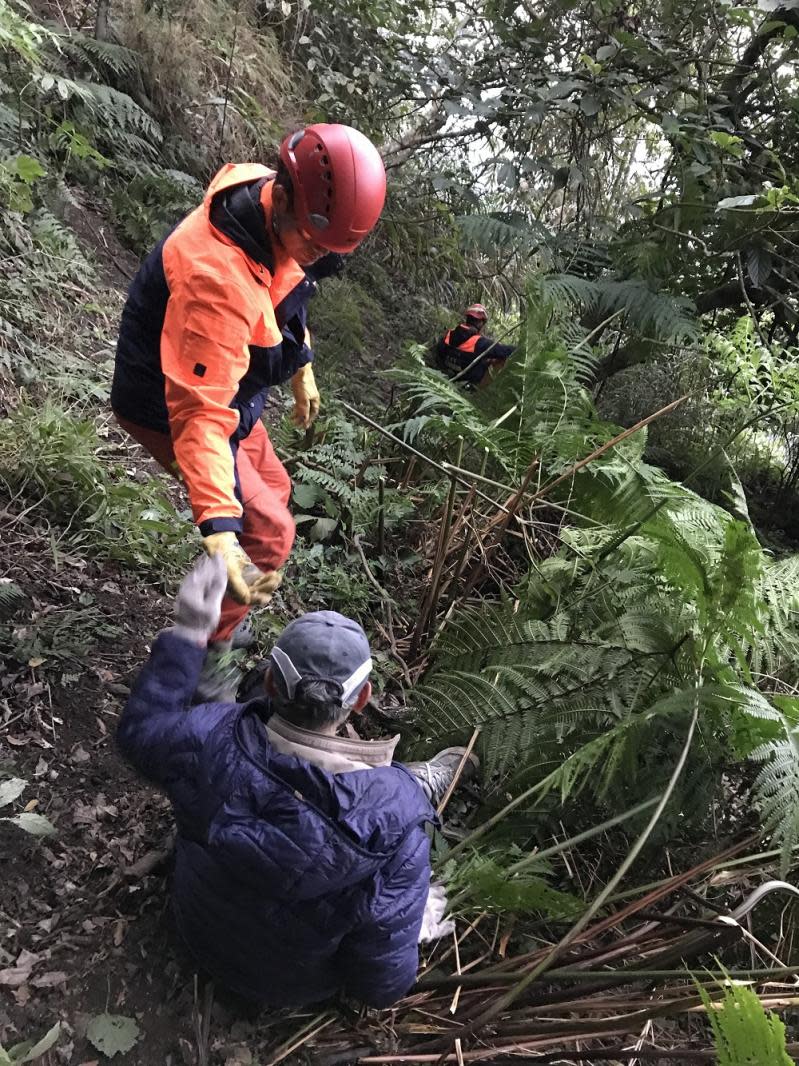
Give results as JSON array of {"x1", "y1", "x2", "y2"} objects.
[{"x1": 115, "y1": 415, "x2": 295, "y2": 643}]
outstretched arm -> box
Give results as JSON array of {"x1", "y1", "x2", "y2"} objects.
[{"x1": 117, "y1": 555, "x2": 232, "y2": 788}]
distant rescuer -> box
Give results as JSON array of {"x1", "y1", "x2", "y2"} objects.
[
  {"x1": 110, "y1": 124, "x2": 386, "y2": 700},
  {"x1": 436, "y1": 303, "x2": 515, "y2": 387},
  {"x1": 117, "y1": 554, "x2": 474, "y2": 1008}
]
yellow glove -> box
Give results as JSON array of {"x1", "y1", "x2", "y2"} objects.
[
  {"x1": 241, "y1": 563, "x2": 283, "y2": 606},
  {"x1": 203, "y1": 532, "x2": 282, "y2": 606},
  {"x1": 291, "y1": 363, "x2": 320, "y2": 429}
]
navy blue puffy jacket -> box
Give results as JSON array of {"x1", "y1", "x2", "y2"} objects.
[{"x1": 117, "y1": 631, "x2": 435, "y2": 1008}]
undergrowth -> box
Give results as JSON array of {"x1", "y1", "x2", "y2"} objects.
[
  {"x1": 2, "y1": 0, "x2": 798, "y2": 1057},
  {"x1": 0, "y1": 400, "x2": 194, "y2": 573},
  {"x1": 384, "y1": 287, "x2": 799, "y2": 886}
]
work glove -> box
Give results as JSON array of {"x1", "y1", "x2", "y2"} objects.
[
  {"x1": 173, "y1": 553, "x2": 227, "y2": 645},
  {"x1": 418, "y1": 882, "x2": 456, "y2": 943},
  {"x1": 291, "y1": 363, "x2": 320, "y2": 429},
  {"x1": 203, "y1": 531, "x2": 282, "y2": 606}
]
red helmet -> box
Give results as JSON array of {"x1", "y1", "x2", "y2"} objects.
[
  {"x1": 279, "y1": 124, "x2": 386, "y2": 254},
  {"x1": 465, "y1": 303, "x2": 488, "y2": 323}
]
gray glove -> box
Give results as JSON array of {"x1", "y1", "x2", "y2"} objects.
[{"x1": 172, "y1": 553, "x2": 228, "y2": 645}]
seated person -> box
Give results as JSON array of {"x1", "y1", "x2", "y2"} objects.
[
  {"x1": 117, "y1": 555, "x2": 474, "y2": 1008},
  {"x1": 436, "y1": 303, "x2": 514, "y2": 387}
]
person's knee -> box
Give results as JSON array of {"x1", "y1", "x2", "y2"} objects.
[
  {"x1": 243, "y1": 464, "x2": 292, "y2": 508},
  {"x1": 245, "y1": 502, "x2": 296, "y2": 570},
  {"x1": 273, "y1": 505, "x2": 296, "y2": 563},
  {"x1": 273, "y1": 467, "x2": 292, "y2": 507}
]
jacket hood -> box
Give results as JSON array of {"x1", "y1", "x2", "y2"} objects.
[
  {"x1": 204, "y1": 163, "x2": 275, "y2": 202},
  {"x1": 206, "y1": 164, "x2": 276, "y2": 271},
  {"x1": 188, "y1": 704, "x2": 434, "y2": 903}
]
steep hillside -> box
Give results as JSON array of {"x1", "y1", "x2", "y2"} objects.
[{"x1": 3, "y1": 1, "x2": 799, "y2": 1064}]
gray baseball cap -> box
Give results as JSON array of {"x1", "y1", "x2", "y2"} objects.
[{"x1": 269, "y1": 611, "x2": 372, "y2": 706}]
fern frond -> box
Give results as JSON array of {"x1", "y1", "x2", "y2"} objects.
[
  {"x1": 457, "y1": 212, "x2": 553, "y2": 257},
  {"x1": 65, "y1": 80, "x2": 162, "y2": 156},
  {"x1": 699, "y1": 980, "x2": 793, "y2": 1065},
  {"x1": 542, "y1": 274, "x2": 697, "y2": 343},
  {"x1": 0, "y1": 578, "x2": 26, "y2": 618},
  {"x1": 751, "y1": 556, "x2": 799, "y2": 680},
  {"x1": 443, "y1": 851, "x2": 582, "y2": 918},
  {"x1": 751, "y1": 722, "x2": 799, "y2": 875},
  {"x1": 55, "y1": 32, "x2": 141, "y2": 81},
  {"x1": 414, "y1": 670, "x2": 522, "y2": 735}
]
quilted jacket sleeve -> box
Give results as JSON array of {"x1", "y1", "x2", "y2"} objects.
[
  {"x1": 337, "y1": 828, "x2": 431, "y2": 1008},
  {"x1": 116, "y1": 630, "x2": 232, "y2": 790}
]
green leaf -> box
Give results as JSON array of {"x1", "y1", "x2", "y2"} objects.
[
  {"x1": 0, "y1": 778, "x2": 27, "y2": 808},
  {"x1": 580, "y1": 94, "x2": 601, "y2": 116},
  {"x1": 1, "y1": 813, "x2": 56, "y2": 837},
  {"x1": 716, "y1": 194, "x2": 760, "y2": 211},
  {"x1": 310, "y1": 516, "x2": 339, "y2": 542},
  {"x1": 86, "y1": 1014, "x2": 140, "y2": 1058},
  {"x1": 498, "y1": 161, "x2": 517, "y2": 189},
  {"x1": 15, "y1": 1022, "x2": 61, "y2": 1062},
  {"x1": 708, "y1": 131, "x2": 743, "y2": 156},
  {"x1": 449, "y1": 854, "x2": 583, "y2": 918},
  {"x1": 9, "y1": 154, "x2": 46, "y2": 184},
  {"x1": 746, "y1": 245, "x2": 772, "y2": 288},
  {"x1": 293, "y1": 481, "x2": 324, "y2": 509}
]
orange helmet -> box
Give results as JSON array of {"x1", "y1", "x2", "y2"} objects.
[{"x1": 465, "y1": 303, "x2": 488, "y2": 322}]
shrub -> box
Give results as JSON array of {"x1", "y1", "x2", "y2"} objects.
[{"x1": 0, "y1": 400, "x2": 194, "y2": 575}]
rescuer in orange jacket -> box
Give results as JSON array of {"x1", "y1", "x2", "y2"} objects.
[
  {"x1": 111, "y1": 124, "x2": 386, "y2": 699},
  {"x1": 436, "y1": 304, "x2": 514, "y2": 387}
]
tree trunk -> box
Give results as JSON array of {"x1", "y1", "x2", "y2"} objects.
[{"x1": 95, "y1": 0, "x2": 111, "y2": 41}]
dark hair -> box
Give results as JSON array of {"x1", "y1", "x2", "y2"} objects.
[
  {"x1": 274, "y1": 161, "x2": 295, "y2": 212},
  {"x1": 272, "y1": 676, "x2": 349, "y2": 731},
  {"x1": 465, "y1": 315, "x2": 485, "y2": 330}
]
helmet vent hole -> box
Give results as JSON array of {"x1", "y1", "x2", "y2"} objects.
[
  {"x1": 321, "y1": 154, "x2": 329, "y2": 164},
  {"x1": 325, "y1": 170, "x2": 332, "y2": 181}
]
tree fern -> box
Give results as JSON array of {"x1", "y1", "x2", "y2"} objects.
[
  {"x1": 387, "y1": 350, "x2": 533, "y2": 479},
  {"x1": 456, "y1": 211, "x2": 553, "y2": 257},
  {"x1": 70, "y1": 80, "x2": 162, "y2": 150},
  {"x1": 393, "y1": 276, "x2": 799, "y2": 854},
  {"x1": 413, "y1": 471, "x2": 794, "y2": 814},
  {"x1": 543, "y1": 274, "x2": 697, "y2": 343},
  {"x1": 55, "y1": 32, "x2": 142, "y2": 82}
]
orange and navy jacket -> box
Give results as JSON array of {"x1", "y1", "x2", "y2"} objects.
[
  {"x1": 111, "y1": 164, "x2": 315, "y2": 536},
  {"x1": 436, "y1": 324, "x2": 514, "y2": 386}
]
